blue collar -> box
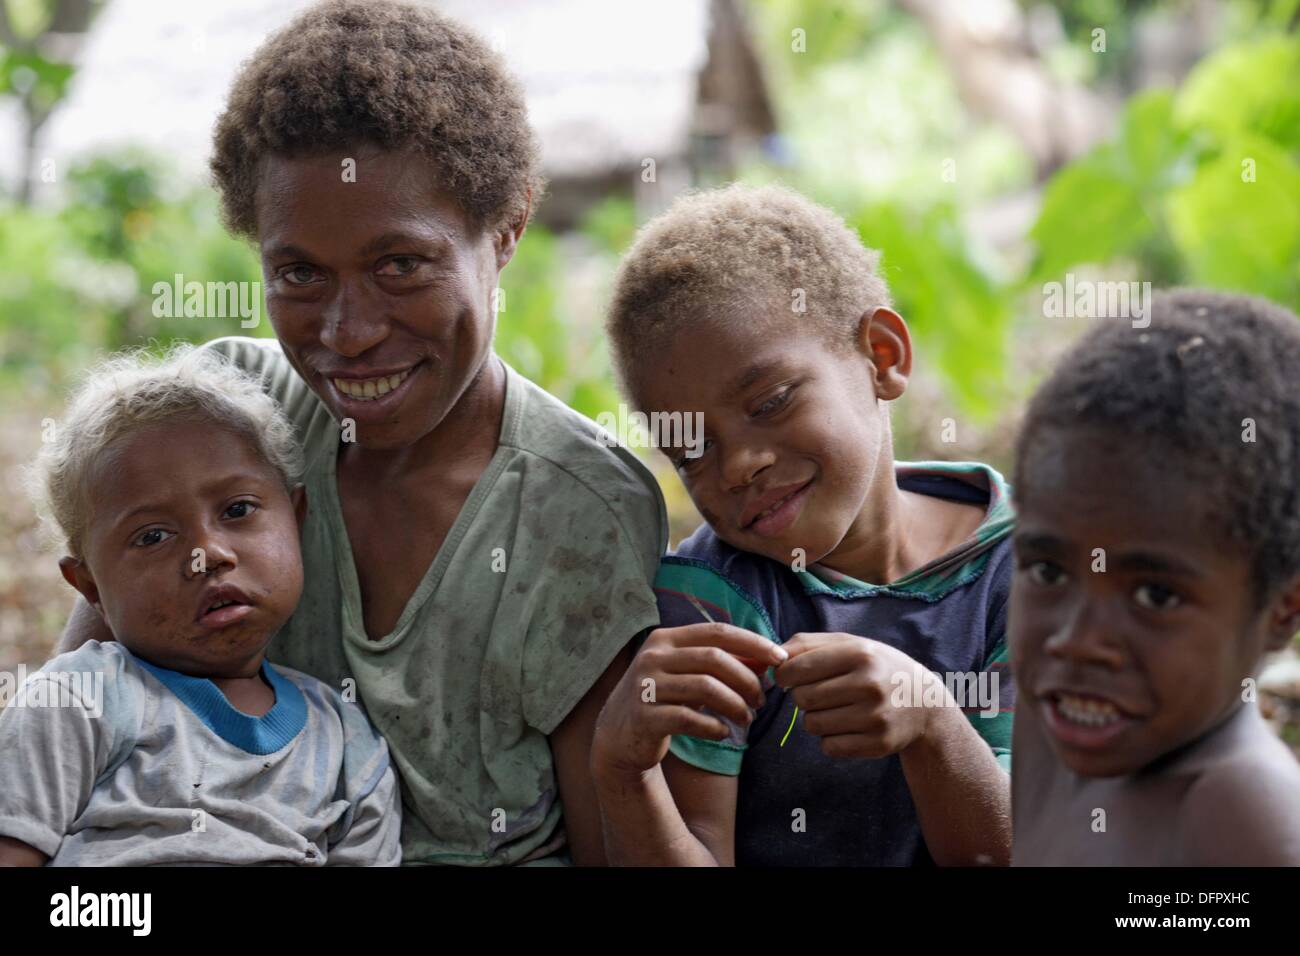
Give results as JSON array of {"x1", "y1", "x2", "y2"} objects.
[{"x1": 133, "y1": 655, "x2": 307, "y2": 755}]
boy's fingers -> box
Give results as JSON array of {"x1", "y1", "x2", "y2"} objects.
[
  {"x1": 775, "y1": 641, "x2": 865, "y2": 689},
  {"x1": 788, "y1": 670, "x2": 884, "y2": 712},
  {"x1": 665, "y1": 622, "x2": 788, "y2": 663},
  {"x1": 658, "y1": 646, "x2": 764, "y2": 707},
  {"x1": 780, "y1": 631, "x2": 858, "y2": 658},
  {"x1": 651, "y1": 673, "x2": 755, "y2": 728}
]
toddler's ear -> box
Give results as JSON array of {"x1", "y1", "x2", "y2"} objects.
[
  {"x1": 291, "y1": 484, "x2": 309, "y2": 531},
  {"x1": 1265, "y1": 574, "x2": 1300, "y2": 651},
  {"x1": 58, "y1": 556, "x2": 103, "y2": 616},
  {"x1": 856, "y1": 307, "x2": 912, "y2": 401}
]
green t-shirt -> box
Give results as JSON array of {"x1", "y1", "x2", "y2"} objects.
[{"x1": 207, "y1": 337, "x2": 667, "y2": 865}]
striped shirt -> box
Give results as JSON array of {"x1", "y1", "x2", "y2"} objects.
[{"x1": 651, "y1": 461, "x2": 1015, "y2": 866}]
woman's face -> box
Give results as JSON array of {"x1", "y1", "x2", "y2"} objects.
[{"x1": 254, "y1": 146, "x2": 520, "y2": 450}]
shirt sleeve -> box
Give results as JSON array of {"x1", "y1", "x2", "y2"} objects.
[
  {"x1": 0, "y1": 643, "x2": 136, "y2": 857},
  {"x1": 519, "y1": 483, "x2": 665, "y2": 735},
  {"x1": 965, "y1": 635, "x2": 1014, "y2": 772},
  {"x1": 324, "y1": 697, "x2": 403, "y2": 866},
  {"x1": 650, "y1": 558, "x2": 782, "y2": 777}
]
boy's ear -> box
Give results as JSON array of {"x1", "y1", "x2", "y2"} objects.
[
  {"x1": 58, "y1": 556, "x2": 104, "y2": 616},
  {"x1": 856, "y1": 307, "x2": 912, "y2": 401},
  {"x1": 291, "y1": 484, "x2": 308, "y2": 532},
  {"x1": 1264, "y1": 575, "x2": 1300, "y2": 651}
]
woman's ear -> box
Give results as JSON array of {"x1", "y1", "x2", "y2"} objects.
[
  {"x1": 1265, "y1": 575, "x2": 1300, "y2": 651},
  {"x1": 58, "y1": 556, "x2": 103, "y2": 617},
  {"x1": 855, "y1": 307, "x2": 913, "y2": 401},
  {"x1": 495, "y1": 189, "x2": 532, "y2": 270}
]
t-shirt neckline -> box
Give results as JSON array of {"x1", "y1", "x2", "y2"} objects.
[{"x1": 323, "y1": 356, "x2": 523, "y2": 651}]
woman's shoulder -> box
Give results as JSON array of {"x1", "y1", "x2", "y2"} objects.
[{"x1": 500, "y1": 363, "x2": 667, "y2": 552}]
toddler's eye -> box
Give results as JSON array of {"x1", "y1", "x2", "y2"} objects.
[
  {"x1": 1027, "y1": 560, "x2": 1066, "y2": 587},
  {"x1": 224, "y1": 501, "x2": 257, "y2": 519},
  {"x1": 1134, "y1": 583, "x2": 1180, "y2": 611},
  {"x1": 133, "y1": 528, "x2": 172, "y2": 548}
]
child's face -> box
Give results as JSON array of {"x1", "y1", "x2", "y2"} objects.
[
  {"x1": 63, "y1": 421, "x2": 306, "y2": 679},
  {"x1": 1010, "y1": 427, "x2": 1289, "y2": 777},
  {"x1": 635, "y1": 311, "x2": 905, "y2": 568}
]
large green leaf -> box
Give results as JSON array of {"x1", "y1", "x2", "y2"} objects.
[{"x1": 1175, "y1": 36, "x2": 1300, "y2": 152}]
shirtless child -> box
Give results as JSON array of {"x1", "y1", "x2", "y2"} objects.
[{"x1": 1010, "y1": 289, "x2": 1300, "y2": 865}]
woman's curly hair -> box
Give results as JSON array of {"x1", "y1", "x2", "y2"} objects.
[{"x1": 210, "y1": 0, "x2": 544, "y2": 239}]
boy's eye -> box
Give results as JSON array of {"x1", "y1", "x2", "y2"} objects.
[
  {"x1": 675, "y1": 438, "x2": 713, "y2": 472},
  {"x1": 224, "y1": 501, "x2": 258, "y2": 520},
  {"x1": 1026, "y1": 560, "x2": 1066, "y2": 587},
  {"x1": 279, "y1": 264, "x2": 322, "y2": 286},
  {"x1": 754, "y1": 387, "x2": 793, "y2": 417},
  {"x1": 132, "y1": 528, "x2": 172, "y2": 548},
  {"x1": 1133, "y1": 583, "x2": 1181, "y2": 611}
]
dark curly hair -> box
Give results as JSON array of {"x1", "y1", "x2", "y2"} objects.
[
  {"x1": 210, "y1": 0, "x2": 543, "y2": 239},
  {"x1": 1015, "y1": 288, "x2": 1300, "y2": 606}
]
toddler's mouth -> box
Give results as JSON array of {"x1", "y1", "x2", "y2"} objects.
[{"x1": 195, "y1": 585, "x2": 255, "y2": 629}]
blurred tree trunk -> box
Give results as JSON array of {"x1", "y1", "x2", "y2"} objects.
[
  {"x1": 896, "y1": 0, "x2": 1112, "y2": 179},
  {"x1": 0, "y1": 0, "x2": 100, "y2": 204}
]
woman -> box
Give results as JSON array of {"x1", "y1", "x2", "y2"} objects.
[{"x1": 57, "y1": 0, "x2": 666, "y2": 866}]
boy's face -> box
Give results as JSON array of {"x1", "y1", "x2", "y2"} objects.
[
  {"x1": 62, "y1": 422, "x2": 307, "y2": 679},
  {"x1": 255, "y1": 145, "x2": 524, "y2": 451},
  {"x1": 1010, "y1": 427, "x2": 1289, "y2": 778},
  {"x1": 635, "y1": 310, "x2": 907, "y2": 568}
]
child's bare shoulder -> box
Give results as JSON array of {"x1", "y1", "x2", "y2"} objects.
[{"x1": 1179, "y1": 711, "x2": 1300, "y2": 865}]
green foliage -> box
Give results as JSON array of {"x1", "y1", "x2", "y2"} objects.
[
  {"x1": 1030, "y1": 35, "x2": 1300, "y2": 309},
  {"x1": 853, "y1": 202, "x2": 1009, "y2": 417}
]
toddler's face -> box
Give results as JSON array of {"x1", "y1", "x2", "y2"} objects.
[
  {"x1": 64, "y1": 421, "x2": 306, "y2": 679},
  {"x1": 1010, "y1": 427, "x2": 1281, "y2": 777},
  {"x1": 635, "y1": 319, "x2": 892, "y2": 569}
]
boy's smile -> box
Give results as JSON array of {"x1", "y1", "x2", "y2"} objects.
[
  {"x1": 1010, "y1": 427, "x2": 1286, "y2": 778},
  {"x1": 62, "y1": 422, "x2": 307, "y2": 679}
]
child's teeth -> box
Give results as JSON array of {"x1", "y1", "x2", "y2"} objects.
[
  {"x1": 333, "y1": 368, "x2": 412, "y2": 400},
  {"x1": 1057, "y1": 693, "x2": 1121, "y2": 727}
]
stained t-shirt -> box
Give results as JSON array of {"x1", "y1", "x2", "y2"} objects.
[
  {"x1": 653, "y1": 461, "x2": 1015, "y2": 866},
  {"x1": 207, "y1": 337, "x2": 667, "y2": 865},
  {"x1": 0, "y1": 640, "x2": 401, "y2": 866}
]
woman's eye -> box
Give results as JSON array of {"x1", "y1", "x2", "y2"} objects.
[
  {"x1": 132, "y1": 528, "x2": 172, "y2": 548},
  {"x1": 224, "y1": 501, "x2": 257, "y2": 520},
  {"x1": 1134, "y1": 583, "x2": 1181, "y2": 611},
  {"x1": 377, "y1": 256, "x2": 421, "y2": 277},
  {"x1": 1027, "y1": 560, "x2": 1066, "y2": 587},
  {"x1": 281, "y1": 264, "x2": 320, "y2": 285}
]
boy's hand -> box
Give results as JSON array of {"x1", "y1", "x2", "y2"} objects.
[
  {"x1": 592, "y1": 623, "x2": 787, "y2": 782},
  {"x1": 775, "y1": 632, "x2": 948, "y2": 759}
]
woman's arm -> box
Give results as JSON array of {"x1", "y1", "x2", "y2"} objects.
[{"x1": 53, "y1": 595, "x2": 113, "y2": 657}]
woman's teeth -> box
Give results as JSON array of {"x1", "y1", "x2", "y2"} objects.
[
  {"x1": 333, "y1": 368, "x2": 412, "y2": 400},
  {"x1": 1055, "y1": 693, "x2": 1122, "y2": 727},
  {"x1": 207, "y1": 599, "x2": 237, "y2": 612}
]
